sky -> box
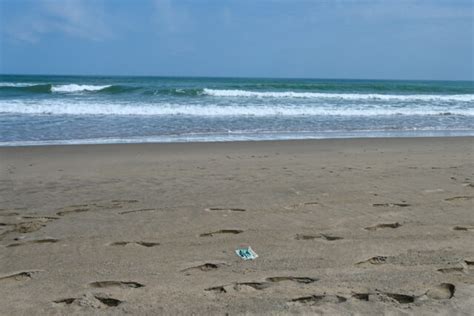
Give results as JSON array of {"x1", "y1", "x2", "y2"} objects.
[{"x1": 0, "y1": 0, "x2": 473, "y2": 80}]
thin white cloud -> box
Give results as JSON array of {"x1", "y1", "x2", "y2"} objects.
[{"x1": 4, "y1": 0, "x2": 112, "y2": 43}]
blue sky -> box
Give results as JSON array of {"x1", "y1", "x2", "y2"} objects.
[{"x1": 0, "y1": 0, "x2": 473, "y2": 80}]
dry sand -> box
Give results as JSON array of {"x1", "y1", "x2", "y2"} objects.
[{"x1": 0, "y1": 137, "x2": 473, "y2": 315}]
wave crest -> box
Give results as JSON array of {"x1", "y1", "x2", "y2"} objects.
[
  {"x1": 0, "y1": 83, "x2": 114, "y2": 94},
  {"x1": 202, "y1": 89, "x2": 474, "y2": 102},
  {"x1": 51, "y1": 84, "x2": 112, "y2": 93}
]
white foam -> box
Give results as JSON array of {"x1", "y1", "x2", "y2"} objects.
[
  {"x1": 2, "y1": 130, "x2": 474, "y2": 147},
  {"x1": 1, "y1": 100, "x2": 473, "y2": 117},
  {"x1": 203, "y1": 89, "x2": 474, "y2": 102},
  {"x1": 51, "y1": 84, "x2": 111, "y2": 93}
]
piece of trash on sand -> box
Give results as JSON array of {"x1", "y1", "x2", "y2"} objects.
[{"x1": 235, "y1": 246, "x2": 258, "y2": 260}]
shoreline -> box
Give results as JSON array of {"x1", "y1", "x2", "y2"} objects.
[
  {"x1": 1, "y1": 136, "x2": 473, "y2": 314},
  {"x1": 1, "y1": 133, "x2": 474, "y2": 148}
]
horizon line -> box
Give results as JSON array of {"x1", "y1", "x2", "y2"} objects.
[{"x1": 1, "y1": 73, "x2": 473, "y2": 83}]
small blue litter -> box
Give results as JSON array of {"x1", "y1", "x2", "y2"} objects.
[{"x1": 235, "y1": 246, "x2": 258, "y2": 260}]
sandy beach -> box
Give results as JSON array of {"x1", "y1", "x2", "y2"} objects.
[{"x1": 0, "y1": 137, "x2": 473, "y2": 315}]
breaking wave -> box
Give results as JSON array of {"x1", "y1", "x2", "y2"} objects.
[
  {"x1": 2, "y1": 82, "x2": 473, "y2": 102},
  {"x1": 202, "y1": 89, "x2": 474, "y2": 102},
  {"x1": 51, "y1": 84, "x2": 112, "y2": 93},
  {"x1": 1, "y1": 100, "x2": 473, "y2": 117},
  {"x1": 0, "y1": 83, "x2": 115, "y2": 94}
]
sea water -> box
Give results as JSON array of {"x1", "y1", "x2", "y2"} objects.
[{"x1": 1, "y1": 75, "x2": 473, "y2": 145}]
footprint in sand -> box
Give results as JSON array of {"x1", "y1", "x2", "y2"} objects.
[
  {"x1": 56, "y1": 206, "x2": 90, "y2": 216},
  {"x1": 7, "y1": 238, "x2": 59, "y2": 247},
  {"x1": 111, "y1": 199, "x2": 139, "y2": 204},
  {"x1": 453, "y1": 226, "x2": 474, "y2": 231},
  {"x1": 89, "y1": 281, "x2": 144, "y2": 288},
  {"x1": 200, "y1": 229, "x2": 243, "y2": 237},
  {"x1": 295, "y1": 233, "x2": 343, "y2": 241},
  {"x1": 437, "y1": 267, "x2": 464, "y2": 274},
  {"x1": 266, "y1": 276, "x2": 318, "y2": 284},
  {"x1": 352, "y1": 292, "x2": 415, "y2": 304},
  {"x1": 181, "y1": 262, "x2": 227, "y2": 273},
  {"x1": 426, "y1": 283, "x2": 455, "y2": 299},
  {"x1": 382, "y1": 293, "x2": 416, "y2": 304},
  {"x1": 365, "y1": 222, "x2": 401, "y2": 231},
  {"x1": 54, "y1": 298, "x2": 77, "y2": 305},
  {"x1": 372, "y1": 203, "x2": 411, "y2": 207},
  {"x1": 352, "y1": 293, "x2": 370, "y2": 301},
  {"x1": 54, "y1": 294, "x2": 123, "y2": 308},
  {"x1": 356, "y1": 256, "x2": 388, "y2": 266},
  {"x1": 205, "y1": 207, "x2": 246, "y2": 212},
  {"x1": 205, "y1": 282, "x2": 271, "y2": 294},
  {"x1": 445, "y1": 196, "x2": 473, "y2": 201},
  {"x1": 233, "y1": 282, "x2": 272, "y2": 291},
  {"x1": 21, "y1": 216, "x2": 59, "y2": 221},
  {"x1": 87, "y1": 296, "x2": 123, "y2": 307},
  {"x1": 109, "y1": 241, "x2": 160, "y2": 247},
  {"x1": 119, "y1": 208, "x2": 159, "y2": 215},
  {"x1": 0, "y1": 270, "x2": 42, "y2": 283},
  {"x1": 1, "y1": 220, "x2": 52, "y2": 237},
  {"x1": 205, "y1": 285, "x2": 228, "y2": 293},
  {"x1": 289, "y1": 295, "x2": 347, "y2": 306},
  {"x1": 16, "y1": 221, "x2": 48, "y2": 233}
]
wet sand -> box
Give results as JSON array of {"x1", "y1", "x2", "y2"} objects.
[{"x1": 1, "y1": 137, "x2": 473, "y2": 315}]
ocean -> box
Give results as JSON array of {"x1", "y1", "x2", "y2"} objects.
[{"x1": 1, "y1": 75, "x2": 473, "y2": 146}]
